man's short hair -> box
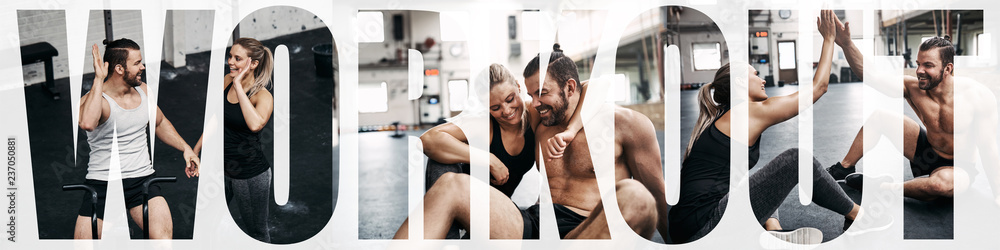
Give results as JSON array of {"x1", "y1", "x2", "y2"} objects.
[
  {"x1": 104, "y1": 38, "x2": 141, "y2": 76},
  {"x1": 523, "y1": 51, "x2": 582, "y2": 92},
  {"x1": 918, "y1": 37, "x2": 955, "y2": 68}
]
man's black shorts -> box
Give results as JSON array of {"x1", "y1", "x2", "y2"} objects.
[
  {"x1": 520, "y1": 203, "x2": 588, "y2": 239},
  {"x1": 911, "y1": 128, "x2": 956, "y2": 177},
  {"x1": 77, "y1": 174, "x2": 163, "y2": 219}
]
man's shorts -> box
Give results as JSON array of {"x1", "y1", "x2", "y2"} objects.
[
  {"x1": 520, "y1": 203, "x2": 588, "y2": 239},
  {"x1": 910, "y1": 128, "x2": 957, "y2": 177},
  {"x1": 77, "y1": 174, "x2": 163, "y2": 219}
]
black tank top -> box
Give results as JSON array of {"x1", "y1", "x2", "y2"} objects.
[
  {"x1": 668, "y1": 111, "x2": 760, "y2": 243},
  {"x1": 223, "y1": 83, "x2": 271, "y2": 179},
  {"x1": 489, "y1": 117, "x2": 536, "y2": 197}
]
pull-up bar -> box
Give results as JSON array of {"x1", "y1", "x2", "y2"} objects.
[{"x1": 102, "y1": 10, "x2": 113, "y2": 44}]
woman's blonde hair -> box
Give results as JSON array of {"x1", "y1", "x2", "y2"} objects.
[
  {"x1": 686, "y1": 63, "x2": 731, "y2": 158},
  {"x1": 234, "y1": 37, "x2": 273, "y2": 97},
  {"x1": 489, "y1": 63, "x2": 527, "y2": 134}
]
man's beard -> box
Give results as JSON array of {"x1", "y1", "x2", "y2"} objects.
[
  {"x1": 918, "y1": 68, "x2": 944, "y2": 90},
  {"x1": 538, "y1": 92, "x2": 569, "y2": 127},
  {"x1": 124, "y1": 70, "x2": 142, "y2": 87}
]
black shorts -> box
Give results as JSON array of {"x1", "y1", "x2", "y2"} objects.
[
  {"x1": 910, "y1": 128, "x2": 954, "y2": 177},
  {"x1": 520, "y1": 203, "x2": 587, "y2": 239},
  {"x1": 77, "y1": 174, "x2": 163, "y2": 219}
]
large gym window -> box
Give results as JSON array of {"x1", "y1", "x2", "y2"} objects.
[
  {"x1": 692, "y1": 42, "x2": 722, "y2": 71},
  {"x1": 358, "y1": 82, "x2": 388, "y2": 113},
  {"x1": 978, "y1": 33, "x2": 991, "y2": 56},
  {"x1": 778, "y1": 41, "x2": 796, "y2": 70},
  {"x1": 448, "y1": 79, "x2": 468, "y2": 111}
]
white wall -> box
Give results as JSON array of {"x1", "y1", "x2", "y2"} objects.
[
  {"x1": 163, "y1": 10, "x2": 215, "y2": 67},
  {"x1": 236, "y1": 6, "x2": 327, "y2": 44},
  {"x1": 19, "y1": 10, "x2": 145, "y2": 85},
  {"x1": 18, "y1": 10, "x2": 68, "y2": 85}
]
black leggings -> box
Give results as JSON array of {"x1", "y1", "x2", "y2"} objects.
[
  {"x1": 691, "y1": 148, "x2": 855, "y2": 239},
  {"x1": 226, "y1": 168, "x2": 272, "y2": 243}
]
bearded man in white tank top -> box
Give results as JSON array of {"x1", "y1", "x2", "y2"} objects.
[{"x1": 75, "y1": 38, "x2": 201, "y2": 239}]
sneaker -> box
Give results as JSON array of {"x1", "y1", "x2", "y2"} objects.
[
  {"x1": 843, "y1": 208, "x2": 895, "y2": 236},
  {"x1": 843, "y1": 173, "x2": 892, "y2": 191},
  {"x1": 767, "y1": 227, "x2": 823, "y2": 245},
  {"x1": 844, "y1": 173, "x2": 864, "y2": 190},
  {"x1": 826, "y1": 162, "x2": 855, "y2": 180}
]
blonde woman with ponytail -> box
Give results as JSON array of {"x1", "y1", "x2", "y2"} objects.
[
  {"x1": 668, "y1": 10, "x2": 863, "y2": 244},
  {"x1": 194, "y1": 37, "x2": 275, "y2": 242}
]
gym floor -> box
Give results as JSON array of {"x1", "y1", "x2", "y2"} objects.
[{"x1": 23, "y1": 28, "x2": 336, "y2": 243}]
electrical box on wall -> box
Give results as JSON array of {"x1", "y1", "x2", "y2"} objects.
[
  {"x1": 423, "y1": 74, "x2": 441, "y2": 95},
  {"x1": 420, "y1": 95, "x2": 443, "y2": 124},
  {"x1": 750, "y1": 36, "x2": 768, "y2": 54}
]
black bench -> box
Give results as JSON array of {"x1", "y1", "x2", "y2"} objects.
[{"x1": 20, "y1": 42, "x2": 60, "y2": 100}]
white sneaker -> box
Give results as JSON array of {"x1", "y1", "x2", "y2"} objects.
[{"x1": 766, "y1": 227, "x2": 823, "y2": 245}]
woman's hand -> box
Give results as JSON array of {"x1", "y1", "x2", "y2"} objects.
[
  {"x1": 232, "y1": 60, "x2": 252, "y2": 92},
  {"x1": 91, "y1": 44, "x2": 108, "y2": 83},
  {"x1": 545, "y1": 130, "x2": 577, "y2": 160},
  {"x1": 489, "y1": 154, "x2": 510, "y2": 185},
  {"x1": 818, "y1": 10, "x2": 837, "y2": 40}
]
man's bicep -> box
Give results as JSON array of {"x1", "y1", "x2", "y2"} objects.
[
  {"x1": 623, "y1": 117, "x2": 663, "y2": 183},
  {"x1": 155, "y1": 106, "x2": 165, "y2": 127}
]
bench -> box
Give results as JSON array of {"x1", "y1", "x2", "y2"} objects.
[{"x1": 21, "y1": 42, "x2": 60, "y2": 100}]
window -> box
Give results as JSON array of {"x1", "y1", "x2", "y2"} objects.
[
  {"x1": 692, "y1": 42, "x2": 722, "y2": 70},
  {"x1": 613, "y1": 74, "x2": 630, "y2": 103},
  {"x1": 778, "y1": 41, "x2": 796, "y2": 69},
  {"x1": 358, "y1": 82, "x2": 388, "y2": 113},
  {"x1": 448, "y1": 80, "x2": 468, "y2": 111},
  {"x1": 978, "y1": 33, "x2": 991, "y2": 57}
]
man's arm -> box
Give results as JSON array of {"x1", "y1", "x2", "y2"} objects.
[
  {"x1": 834, "y1": 17, "x2": 863, "y2": 81},
  {"x1": 420, "y1": 122, "x2": 471, "y2": 164},
  {"x1": 80, "y1": 44, "x2": 109, "y2": 131},
  {"x1": 152, "y1": 102, "x2": 201, "y2": 178},
  {"x1": 618, "y1": 109, "x2": 669, "y2": 240}
]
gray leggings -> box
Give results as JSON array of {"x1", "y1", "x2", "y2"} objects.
[
  {"x1": 692, "y1": 148, "x2": 855, "y2": 238},
  {"x1": 226, "y1": 168, "x2": 272, "y2": 243}
]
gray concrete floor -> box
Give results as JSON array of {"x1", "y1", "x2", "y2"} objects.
[{"x1": 358, "y1": 82, "x2": 972, "y2": 242}]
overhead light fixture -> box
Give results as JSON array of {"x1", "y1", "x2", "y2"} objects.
[{"x1": 450, "y1": 44, "x2": 464, "y2": 57}]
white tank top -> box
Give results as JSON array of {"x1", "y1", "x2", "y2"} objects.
[{"x1": 85, "y1": 87, "x2": 155, "y2": 181}]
